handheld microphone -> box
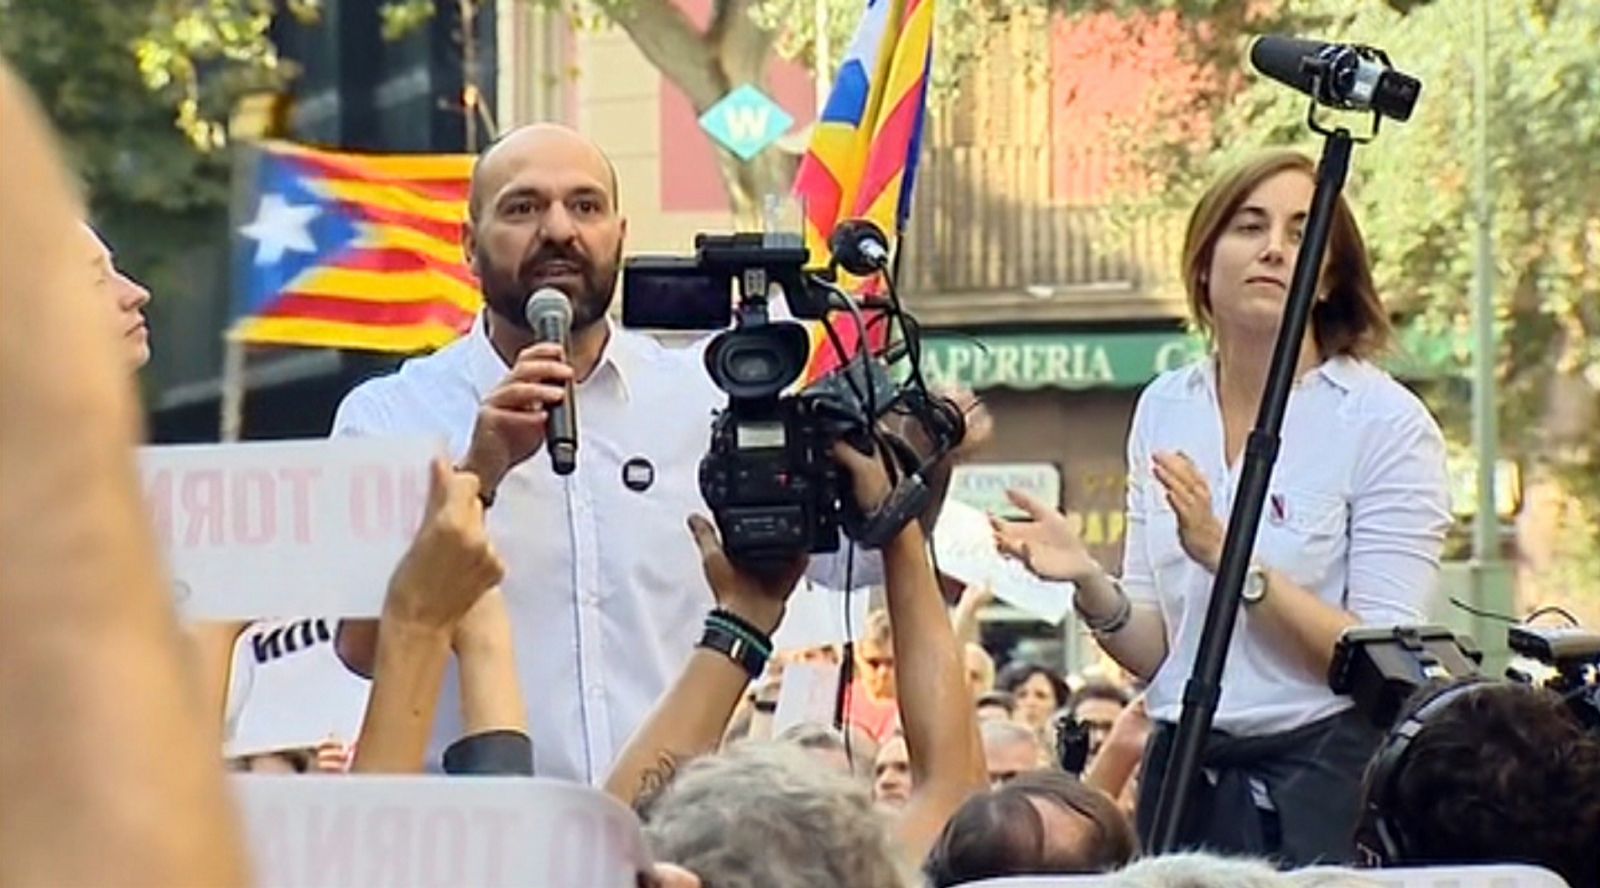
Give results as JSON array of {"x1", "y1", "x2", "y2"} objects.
[
  {"x1": 829, "y1": 219, "x2": 891, "y2": 276},
  {"x1": 1249, "y1": 36, "x2": 1420, "y2": 122},
  {"x1": 524, "y1": 288, "x2": 578, "y2": 476}
]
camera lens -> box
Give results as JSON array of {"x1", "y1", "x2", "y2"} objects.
[{"x1": 704, "y1": 320, "x2": 811, "y2": 400}]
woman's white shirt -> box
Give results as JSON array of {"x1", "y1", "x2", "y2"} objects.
[{"x1": 1121, "y1": 355, "x2": 1452, "y2": 735}]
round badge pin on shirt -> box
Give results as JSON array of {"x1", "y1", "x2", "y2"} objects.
[{"x1": 622, "y1": 457, "x2": 655, "y2": 492}]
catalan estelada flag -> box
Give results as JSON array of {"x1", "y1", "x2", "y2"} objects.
[
  {"x1": 231, "y1": 141, "x2": 479, "y2": 353},
  {"x1": 792, "y1": 0, "x2": 934, "y2": 382}
]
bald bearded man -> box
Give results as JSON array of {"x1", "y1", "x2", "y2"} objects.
[{"x1": 331, "y1": 124, "x2": 883, "y2": 782}]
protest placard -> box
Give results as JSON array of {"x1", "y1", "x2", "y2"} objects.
[
  {"x1": 770, "y1": 579, "x2": 874, "y2": 652},
  {"x1": 772, "y1": 660, "x2": 845, "y2": 736},
  {"x1": 235, "y1": 774, "x2": 650, "y2": 888},
  {"x1": 140, "y1": 438, "x2": 439, "y2": 619},
  {"x1": 223, "y1": 619, "x2": 371, "y2": 759},
  {"x1": 932, "y1": 498, "x2": 1074, "y2": 624}
]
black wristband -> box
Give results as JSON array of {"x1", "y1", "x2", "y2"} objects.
[
  {"x1": 441, "y1": 729, "x2": 533, "y2": 776},
  {"x1": 708, "y1": 608, "x2": 774, "y2": 649},
  {"x1": 699, "y1": 622, "x2": 768, "y2": 679},
  {"x1": 453, "y1": 462, "x2": 496, "y2": 509}
]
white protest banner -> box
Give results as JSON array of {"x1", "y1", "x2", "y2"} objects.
[
  {"x1": 772, "y1": 660, "x2": 845, "y2": 735},
  {"x1": 140, "y1": 438, "x2": 439, "y2": 620},
  {"x1": 932, "y1": 498, "x2": 1074, "y2": 624},
  {"x1": 223, "y1": 619, "x2": 371, "y2": 759},
  {"x1": 235, "y1": 775, "x2": 650, "y2": 888},
  {"x1": 770, "y1": 579, "x2": 874, "y2": 651}
]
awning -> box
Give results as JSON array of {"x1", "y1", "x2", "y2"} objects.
[
  {"x1": 920, "y1": 330, "x2": 1203, "y2": 391},
  {"x1": 920, "y1": 323, "x2": 1463, "y2": 392}
]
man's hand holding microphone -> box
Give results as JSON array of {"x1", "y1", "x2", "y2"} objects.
[{"x1": 459, "y1": 289, "x2": 580, "y2": 500}]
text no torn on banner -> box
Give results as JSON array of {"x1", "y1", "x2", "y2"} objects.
[
  {"x1": 140, "y1": 437, "x2": 439, "y2": 621},
  {"x1": 235, "y1": 774, "x2": 650, "y2": 888}
]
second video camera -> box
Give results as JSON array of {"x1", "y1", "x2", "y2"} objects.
[{"x1": 622, "y1": 228, "x2": 962, "y2": 569}]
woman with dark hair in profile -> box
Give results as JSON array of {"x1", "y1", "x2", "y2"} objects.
[
  {"x1": 996, "y1": 661, "x2": 1071, "y2": 733},
  {"x1": 993, "y1": 149, "x2": 1452, "y2": 864},
  {"x1": 924, "y1": 770, "x2": 1136, "y2": 886}
]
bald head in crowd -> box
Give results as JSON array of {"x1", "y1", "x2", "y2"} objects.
[
  {"x1": 982, "y1": 718, "x2": 1044, "y2": 787},
  {"x1": 463, "y1": 124, "x2": 627, "y2": 336}
]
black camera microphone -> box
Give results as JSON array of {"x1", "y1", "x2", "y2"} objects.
[
  {"x1": 524, "y1": 287, "x2": 578, "y2": 475},
  {"x1": 1249, "y1": 36, "x2": 1420, "y2": 122},
  {"x1": 829, "y1": 219, "x2": 891, "y2": 276}
]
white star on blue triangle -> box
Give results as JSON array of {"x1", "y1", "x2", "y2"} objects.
[{"x1": 234, "y1": 154, "x2": 362, "y2": 319}]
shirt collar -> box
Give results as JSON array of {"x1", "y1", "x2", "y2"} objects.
[
  {"x1": 1188, "y1": 351, "x2": 1358, "y2": 395},
  {"x1": 1313, "y1": 355, "x2": 1361, "y2": 393},
  {"x1": 465, "y1": 312, "x2": 507, "y2": 399},
  {"x1": 467, "y1": 311, "x2": 638, "y2": 403},
  {"x1": 587, "y1": 317, "x2": 637, "y2": 402}
]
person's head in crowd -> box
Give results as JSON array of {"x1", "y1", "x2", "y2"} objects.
[
  {"x1": 976, "y1": 690, "x2": 1016, "y2": 723},
  {"x1": 923, "y1": 770, "x2": 1135, "y2": 886},
  {"x1": 229, "y1": 750, "x2": 312, "y2": 774},
  {"x1": 776, "y1": 722, "x2": 879, "y2": 783},
  {"x1": 981, "y1": 717, "x2": 1045, "y2": 787},
  {"x1": 997, "y1": 661, "x2": 1070, "y2": 731},
  {"x1": 856, "y1": 608, "x2": 896, "y2": 702},
  {"x1": 78, "y1": 223, "x2": 152, "y2": 369},
  {"x1": 1356, "y1": 680, "x2": 1600, "y2": 888},
  {"x1": 792, "y1": 644, "x2": 841, "y2": 666},
  {"x1": 465, "y1": 123, "x2": 626, "y2": 337},
  {"x1": 1181, "y1": 148, "x2": 1391, "y2": 362},
  {"x1": 872, "y1": 733, "x2": 911, "y2": 810},
  {"x1": 228, "y1": 742, "x2": 351, "y2": 775},
  {"x1": 1066, "y1": 679, "x2": 1132, "y2": 761},
  {"x1": 964, "y1": 643, "x2": 995, "y2": 700},
  {"x1": 641, "y1": 742, "x2": 910, "y2": 888}
]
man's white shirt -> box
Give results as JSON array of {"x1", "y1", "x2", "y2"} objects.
[
  {"x1": 333, "y1": 315, "x2": 873, "y2": 781},
  {"x1": 1121, "y1": 356, "x2": 1452, "y2": 736}
]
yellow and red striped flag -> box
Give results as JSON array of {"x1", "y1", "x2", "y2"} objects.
[
  {"x1": 792, "y1": 0, "x2": 935, "y2": 382},
  {"x1": 231, "y1": 141, "x2": 478, "y2": 353}
]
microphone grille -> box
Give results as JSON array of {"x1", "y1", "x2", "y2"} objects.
[{"x1": 526, "y1": 287, "x2": 572, "y2": 327}]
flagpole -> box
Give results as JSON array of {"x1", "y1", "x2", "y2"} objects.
[
  {"x1": 815, "y1": 0, "x2": 831, "y2": 111},
  {"x1": 220, "y1": 327, "x2": 247, "y2": 443}
]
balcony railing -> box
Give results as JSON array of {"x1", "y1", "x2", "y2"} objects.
[{"x1": 897, "y1": 144, "x2": 1185, "y2": 324}]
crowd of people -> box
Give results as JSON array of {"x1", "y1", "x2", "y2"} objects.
[{"x1": 3, "y1": 55, "x2": 1598, "y2": 888}]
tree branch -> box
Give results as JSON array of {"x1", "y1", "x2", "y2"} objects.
[
  {"x1": 716, "y1": 0, "x2": 777, "y2": 84},
  {"x1": 605, "y1": 0, "x2": 726, "y2": 109}
]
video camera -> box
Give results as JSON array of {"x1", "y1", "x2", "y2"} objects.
[
  {"x1": 1330, "y1": 618, "x2": 1600, "y2": 731},
  {"x1": 621, "y1": 224, "x2": 965, "y2": 569}
]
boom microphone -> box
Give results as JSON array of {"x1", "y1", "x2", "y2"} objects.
[
  {"x1": 1249, "y1": 36, "x2": 1421, "y2": 122},
  {"x1": 524, "y1": 288, "x2": 578, "y2": 475}
]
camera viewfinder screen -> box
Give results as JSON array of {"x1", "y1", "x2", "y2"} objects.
[
  {"x1": 736, "y1": 421, "x2": 786, "y2": 450},
  {"x1": 622, "y1": 262, "x2": 733, "y2": 331}
]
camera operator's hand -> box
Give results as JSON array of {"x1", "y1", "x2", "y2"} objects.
[
  {"x1": 382, "y1": 458, "x2": 506, "y2": 633},
  {"x1": 938, "y1": 386, "x2": 993, "y2": 463},
  {"x1": 831, "y1": 439, "x2": 894, "y2": 515},
  {"x1": 686, "y1": 514, "x2": 805, "y2": 635},
  {"x1": 459, "y1": 341, "x2": 574, "y2": 494},
  {"x1": 990, "y1": 488, "x2": 1103, "y2": 584}
]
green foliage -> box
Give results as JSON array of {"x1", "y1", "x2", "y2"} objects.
[
  {"x1": 131, "y1": 0, "x2": 308, "y2": 150},
  {"x1": 0, "y1": 0, "x2": 233, "y2": 211}
]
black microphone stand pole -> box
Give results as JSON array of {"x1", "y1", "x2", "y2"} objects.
[{"x1": 1147, "y1": 115, "x2": 1362, "y2": 852}]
